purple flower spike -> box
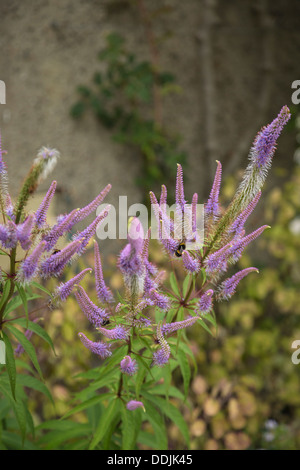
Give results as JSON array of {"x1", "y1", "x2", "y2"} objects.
[
  {"x1": 16, "y1": 214, "x2": 34, "y2": 250},
  {"x1": 94, "y1": 242, "x2": 114, "y2": 304},
  {"x1": 56, "y1": 268, "x2": 92, "y2": 302},
  {"x1": 229, "y1": 225, "x2": 270, "y2": 262},
  {"x1": 148, "y1": 288, "x2": 170, "y2": 311},
  {"x1": 35, "y1": 181, "x2": 57, "y2": 228},
  {"x1": 0, "y1": 221, "x2": 17, "y2": 249},
  {"x1": 206, "y1": 160, "x2": 222, "y2": 218},
  {"x1": 97, "y1": 325, "x2": 130, "y2": 341},
  {"x1": 205, "y1": 243, "x2": 231, "y2": 275},
  {"x1": 182, "y1": 251, "x2": 200, "y2": 273},
  {"x1": 40, "y1": 238, "x2": 82, "y2": 277},
  {"x1": 0, "y1": 133, "x2": 8, "y2": 199},
  {"x1": 73, "y1": 207, "x2": 110, "y2": 253},
  {"x1": 218, "y1": 267, "x2": 259, "y2": 300},
  {"x1": 162, "y1": 316, "x2": 198, "y2": 336},
  {"x1": 78, "y1": 332, "x2": 112, "y2": 359},
  {"x1": 17, "y1": 241, "x2": 46, "y2": 284},
  {"x1": 72, "y1": 184, "x2": 112, "y2": 225},
  {"x1": 43, "y1": 208, "x2": 80, "y2": 251},
  {"x1": 75, "y1": 285, "x2": 109, "y2": 328},
  {"x1": 127, "y1": 216, "x2": 144, "y2": 253},
  {"x1": 152, "y1": 322, "x2": 171, "y2": 367},
  {"x1": 229, "y1": 191, "x2": 261, "y2": 236},
  {"x1": 236, "y1": 106, "x2": 291, "y2": 206},
  {"x1": 126, "y1": 400, "x2": 145, "y2": 411},
  {"x1": 120, "y1": 355, "x2": 138, "y2": 376},
  {"x1": 175, "y1": 163, "x2": 186, "y2": 213},
  {"x1": 251, "y1": 106, "x2": 291, "y2": 171},
  {"x1": 197, "y1": 289, "x2": 214, "y2": 314}
]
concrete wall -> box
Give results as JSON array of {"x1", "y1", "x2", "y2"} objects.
[{"x1": 0, "y1": 0, "x2": 299, "y2": 250}]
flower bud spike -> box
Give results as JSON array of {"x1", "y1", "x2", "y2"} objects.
[
  {"x1": 78, "y1": 332, "x2": 112, "y2": 359},
  {"x1": 35, "y1": 181, "x2": 57, "y2": 228}
]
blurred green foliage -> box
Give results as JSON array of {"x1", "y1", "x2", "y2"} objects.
[{"x1": 71, "y1": 32, "x2": 186, "y2": 202}]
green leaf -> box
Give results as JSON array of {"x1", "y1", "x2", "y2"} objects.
[
  {"x1": 30, "y1": 281, "x2": 53, "y2": 297},
  {"x1": 169, "y1": 272, "x2": 180, "y2": 297},
  {"x1": 14, "y1": 318, "x2": 56, "y2": 356},
  {"x1": 5, "y1": 324, "x2": 44, "y2": 380},
  {"x1": 0, "y1": 381, "x2": 27, "y2": 445},
  {"x1": 143, "y1": 392, "x2": 190, "y2": 446},
  {"x1": 16, "y1": 285, "x2": 28, "y2": 326},
  {"x1": 143, "y1": 401, "x2": 168, "y2": 450},
  {"x1": 121, "y1": 402, "x2": 140, "y2": 450},
  {"x1": 4, "y1": 293, "x2": 41, "y2": 319},
  {"x1": 89, "y1": 397, "x2": 120, "y2": 450},
  {"x1": 177, "y1": 348, "x2": 191, "y2": 400},
  {"x1": 2, "y1": 332, "x2": 16, "y2": 400},
  {"x1": 0, "y1": 279, "x2": 12, "y2": 311},
  {"x1": 61, "y1": 393, "x2": 113, "y2": 420},
  {"x1": 182, "y1": 274, "x2": 191, "y2": 297},
  {"x1": 17, "y1": 374, "x2": 54, "y2": 405}
]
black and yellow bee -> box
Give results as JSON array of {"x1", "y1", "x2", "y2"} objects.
[
  {"x1": 174, "y1": 241, "x2": 186, "y2": 257},
  {"x1": 101, "y1": 318, "x2": 110, "y2": 326}
]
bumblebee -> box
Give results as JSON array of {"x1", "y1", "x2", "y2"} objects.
[
  {"x1": 101, "y1": 318, "x2": 110, "y2": 326},
  {"x1": 175, "y1": 241, "x2": 186, "y2": 257}
]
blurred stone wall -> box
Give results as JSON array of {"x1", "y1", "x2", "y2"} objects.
[{"x1": 0, "y1": 0, "x2": 299, "y2": 248}]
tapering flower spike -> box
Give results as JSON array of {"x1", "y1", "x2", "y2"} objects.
[
  {"x1": 152, "y1": 321, "x2": 171, "y2": 367},
  {"x1": 33, "y1": 147, "x2": 60, "y2": 185},
  {"x1": 55, "y1": 268, "x2": 92, "y2": 302},
  {"x1": 148, "y1": 288, "x2": 170, "y2": 311},
  {"x1": 15, "y1": 147, "x2": 60, "y2": 221},
  {"x1": 120, "y1": 355, "x2": 138, "y2": 376},
  {"x1": 0, "y1": 221, "x2": 17, "y2": 249},
  {"x1": 0, "y1": 134, "x2": 8, "y2": 211},
  {"x1": 35, "y1": 180, "x2": 57, "y2": 228},
  {"x1": 205, "y1": 160, "x2": 222, "y2": 218},
  {"x1": 72, "y1": 184, "x2": 112, "y2": 225},
  {"x1": 229, "y1": 191, "x2": 261, "y2": 236},
  {"x1": 182, "y1": 250, "x2": 200, "y2": 273},
  {"x1": 78, "y1": 332, "x2": 112, "y2": 359},
  {"x1": 43, "y1": 208, "x2": 80, "y2": 251},
  {"x1": 191, "y1": 192, "x2": 198, "y2": 233},
  {"x1": 16, "y1": 241, "x2": 46, "y2": 284},
  {"x1": 228, "y1": 224, "x2": 270, "y2": 262},
  {"x1": 175, "y1": 163, "x2": 186, "y2": 213},
  {"x1": 16, "y1": 214, "x2": 34, "y2": 250},
  {"x1": 94, "y1": 242, "x2": 114, "y2": 304},
  {"x1": 205, "y1": 243, "x2": 232, "y2": 276},
  {"x1": 126, "y1": 400, "x2": 145, "y2": 411},
  {"x1": 97, "y1": 325, "x2": 130, "y2": 341},
  {"x1": 75, "y1": 285, "x2": 109, "y2": 328},
  {"x1": 119, "y1": 217, "x2": 146, "y2": 299},
  {"x1": 40, "y1": 238, "x2": 83, "y2": 277},
  {"x1": 218, "y1": 267, "x2": 259, "y2": 300},
  {"x1": 5, "y1": 194, "x2": 15, "y2": 221},
  {"x1": 235, "y1": 106, "x2": 291, "y2": 209},
  {"x1": 197, "y1": 289, "x2": 214, "y2": 314},
  {"x1": 73, "y1": 207, "x2": 110, "y2": 254},
  {"x1": 161, "y1": 315, "x2": 198, "y2": 336}
]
